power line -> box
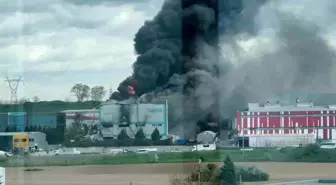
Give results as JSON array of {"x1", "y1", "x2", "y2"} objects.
[{"x1": 5, "y1": 76, "x2": 22, "y2": 104}]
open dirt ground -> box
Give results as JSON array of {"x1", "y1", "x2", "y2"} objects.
[{"x1": 5, "y1": 162, "x2": 336, "y2": 185}]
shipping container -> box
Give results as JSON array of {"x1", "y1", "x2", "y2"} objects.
[{"x1": 176, "y1": 139, "x2": 189, "y2": 145}]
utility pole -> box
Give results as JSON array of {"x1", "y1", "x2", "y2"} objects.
[{"x1": 5, "y1": 76, "x2": 22, "y2": 104}]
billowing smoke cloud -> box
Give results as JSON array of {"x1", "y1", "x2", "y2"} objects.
[
  {"x1": 111, "y1": 0, "x2": 336, "y2": 138},
  {"x1": 219, "y1": 0, "x2": 336, "y2": 117},
  {"x1": 110, "y1": 0, "x2": 223, "y2": 138}
]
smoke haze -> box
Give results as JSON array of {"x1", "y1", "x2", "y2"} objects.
[
  {"x1": 110, "y1": 0, "x2": 336, "y2": 137},
  {"x1": 219, "y1": 0, "x2": 336, "y2": 117}
]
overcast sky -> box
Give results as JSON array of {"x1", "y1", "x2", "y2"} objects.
[
  {"x1": 0, "y1": 0, "x2": 335, "y2": 102},
  {"x1": 0, "y1": 0, "x2": 163, "y2": 102}
]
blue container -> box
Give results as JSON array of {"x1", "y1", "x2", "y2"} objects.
[{"x1": 176, "y1": 139, "x2": 189, "y2": 145}]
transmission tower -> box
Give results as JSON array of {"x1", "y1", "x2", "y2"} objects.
[{"x1": 5, "y1": 76, "x2": 22, "y2": 104}]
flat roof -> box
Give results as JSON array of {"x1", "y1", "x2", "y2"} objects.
[
  {"x1": 60, "y1": 109, "x2": 97, "y2": 113},
  {"x1": 246, "y1": 103, "x2": 335, "y2": 112},
  {"x1": 0, "y1": 132, "x2": 44, "y2": 136}
]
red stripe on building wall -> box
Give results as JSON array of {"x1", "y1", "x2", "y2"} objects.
[
  {"x1": 284, "y1": 116, "x2": 290, "y2": 134},
  {"x1": 323, "y1": 116, "x2": 328, "y2": 139}
]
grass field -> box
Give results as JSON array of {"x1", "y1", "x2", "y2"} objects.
[
  {"x1": 0, "y1": 149, "x2": 277, "y2": 167},
  {"x1": 1, "y1": 146, "x2": 336, "y2": 167}
]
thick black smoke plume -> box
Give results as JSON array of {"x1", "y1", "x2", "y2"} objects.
[
  {"x1": 111, "y1": 0, "x2": 218, "y2": 100},
  {"x1": 111, "y1": 0, "x2": 336, "y2": 138},
  {"x1": 110, "y1": 0, "x2": 225, "y2": 137}
]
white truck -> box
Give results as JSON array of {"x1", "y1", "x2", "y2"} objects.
[
  {"x1": 191, "y1": 144, "x2": 216, "y2": 152},
  {"x1": 136, "y1": 148, "x2": 158, "y2": 154},
  {"x1": 109, "y1": 148, "x2": 128, "y2": 155}
]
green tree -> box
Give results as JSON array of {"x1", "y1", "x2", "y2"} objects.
[
  {"x1": 37, "y1": 125, "x2": 43, "y2": 132},
  {"x1": 32, "y1": 96, "x2": 40, "y2": 102},
  {"x1": 90, "y1": 86, "x2": 106, "y2": 101},
  {"x1": 135, "y1": 128, "x2": 146, "y2": 140},
  {"x1": 11, "y1": 126, "x2": 17, "y2": 132},
  {"x1": 151, "y1": 128, "x2": 161, "y2": 142},
  {"x1": 221, "y1": 156, "x2": 237, "y2": 185},
  {"x1": 24, "y1": 126, "x2": 29, "y2": 132},
  {"x1": 64, "y1": 117, "x2": 86, "y2": 144},
  {"x1": 31, "y1": 125, "x2": 37, "y2": 132},
  {"x1": 71, "y1": 84, "x2": 90, "y2": 102},
  {"x1": 117, "y1": 129, "x2": 129, "y2": 140}
]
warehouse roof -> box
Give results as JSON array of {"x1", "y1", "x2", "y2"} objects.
[{"x1": 247, "y1": 102, "x2": 336, "y2": 112}]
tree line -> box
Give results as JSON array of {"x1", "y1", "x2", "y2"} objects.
[
  {"x1": 71, "y1": 84, "x2": 107, "y2": 102},
  {"x1": 1, "y1": 84, "x2": 107, "y2": 104}
]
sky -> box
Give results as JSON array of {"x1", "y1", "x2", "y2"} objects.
[
  {"x1": 0, "y1": 0, "x2": 163, "y2": 102},
  {"x1": 0, "y1": 0, "x2": 335, "y2": 103}
]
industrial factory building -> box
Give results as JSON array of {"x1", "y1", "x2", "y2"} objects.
[
  {"x1": 60, "y1": 109, "x2": 99, "y2": 129},
  {"x1": 236, "y1": 99, "x2": 336, "y2": 147},
  {"x1": 99, "y1": 100, "x2": 168, "y2": 139},
  {"x1": 0, "y1": 132, "x2": 48, "y2": 150},
  {"x1": 0, "y1": 112, "x2": 65, "y2": 132}
]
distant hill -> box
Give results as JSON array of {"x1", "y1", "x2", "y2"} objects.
[{"x1": 0, "y1": 101, "x2": 101, "y2": 113}]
